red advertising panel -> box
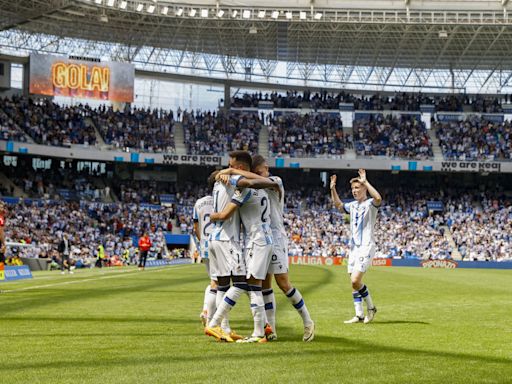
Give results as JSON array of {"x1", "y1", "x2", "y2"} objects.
[{"x1": 29, "y1": 54, "x2": 134, "y2": 102}]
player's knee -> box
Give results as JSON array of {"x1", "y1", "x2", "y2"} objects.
[
  {"x1": 262, "y1": 274, "x2": 273, "y2": 290},
  {"x1": 275, "y1": 274, "x2": 292, "y2": 293},
  {"x1": 351, "y1": 280, "x2": 362, "y2": 290},
  {"x1": 210, "y1": 280, "x2": 218, "y2": 289}
]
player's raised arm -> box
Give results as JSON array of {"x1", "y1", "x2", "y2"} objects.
[
  {"x1": 236, "y1": 177, "x2": 278, "y2": 190},
  {"x1": 358, "y1": 169, "x2": 382, "y2": 207},
  {"x1": 330, "y1": 174, "x2": 344, "y2": 212},
  {"x1": 217, "y1": 168, "x2": 269, "y2": 181}
]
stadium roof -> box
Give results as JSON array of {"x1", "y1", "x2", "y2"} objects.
[{"x1": 3, "y1": 1, "x2": 512, "y2": 92}]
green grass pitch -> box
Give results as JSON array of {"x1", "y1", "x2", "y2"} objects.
[{"x1": 0, "y1": 264, "x2": 511, "y2": 384}]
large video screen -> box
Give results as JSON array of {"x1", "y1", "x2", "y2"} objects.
[{"x1": 29, "y1": 54, "x2": 134, "y2": 103}]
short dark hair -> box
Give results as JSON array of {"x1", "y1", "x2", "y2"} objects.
[
  {"x1": 207, "y1": 171, "x2": 219, "y2": 190},
  {"x1": 229, "y1": 150, "x2": 252, "y2": 169},
  {"x1": 251, "y1": 155, "x2": 267, "y2": 172}
]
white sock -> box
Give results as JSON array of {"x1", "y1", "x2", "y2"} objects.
[
  {"x1": 209, "y1": 285, "x2": 228, "y2": 328},
  {"x1": 352, "y1": 291, "x2": 364, "y2": 318},
  {"x1": 262, "y1": 288, "x2": 276, "y2": 332},
  {"x1": 202, "y1": 285, "x2": 211, "y2": 311},
  {"x1": 210, "y1": 285, "x2": 245, "y2": 328},
  {"x1": 285, "y1": 287, "x2": 313, "y2": 326},
  {"x1": 206, "y1": 287, "x2": 217, "y2": 323},
  {"x1": 249, "y1": 287, "x2": 265, "y2": 338},
  {"x1": 358, "y1": 285, "x2": 375, "y2": 310}
]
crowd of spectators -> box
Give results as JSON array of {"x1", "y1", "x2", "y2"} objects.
[
  {"x1": 285, "y1": 188, "x2": 511, "y2": 262},
  {"x1": 435, "y1": 116, "x2": 512, "y2": 161},
  {"x1": 231, "y1": 90, "x2": 507, "y2": 112},
  {"x1": 2, "y1": 200, "x2": 173, "y2": 267},
  {"x1": 182, "y1": 110, "x2": 260, "y2": 155},
  {"x1": 91, "y1": 105, "x2": 175, "y2": 152},
  {"x1": 268, "y1": 113, "x2": 351, "y2": 157},
  {"x1": 1, "y1": 180, "x2": 511, "y2": 266},
  {"x1": 353, "y1": 114, "x2": 433, "y2": 159},
  {"x1": 0, "y1": 96, "x2": 97, "y2": 146}
]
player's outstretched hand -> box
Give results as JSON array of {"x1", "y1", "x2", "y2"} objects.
[
  {"x1": 218, "y1": 174, "x2": 230, "y2": 185},
  {"x1": 330, "y1": 175, "x2": 337, "y2": 190},
  {"x1": 358, "y1": 169, "x2": 367, "y2": 184}
]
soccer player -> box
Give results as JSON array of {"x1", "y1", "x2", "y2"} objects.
[
  {"x1": 204, "y1": 150, "x2": 278, "y2": 343},
  {"x1": 216, "y1": 155, "x2": 315, "y2": 341},
  {"x1": 193, "y1": 171, "x2": 218, "y2": 327},
  {"x1": 330, "y1": 169, "x2": 382, "y2": 324}
]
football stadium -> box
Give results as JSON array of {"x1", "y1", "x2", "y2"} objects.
[{"x1": 0, "y1": 0, "x2": 511, "y2": 383}]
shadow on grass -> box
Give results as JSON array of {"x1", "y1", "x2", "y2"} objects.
[
  {"x1": 1, "y1": 334, "x2": 510, "y2": 373},
  {"x1": 0, "y1": 275, "x2": 206, "y2": 315},
  {"x1": 369, "y1": 320, "x2": 430, "y2": 325}
]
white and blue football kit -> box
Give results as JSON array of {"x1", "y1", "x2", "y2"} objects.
[
  {"x1": 344, "y1": 198, "x2": 379, "y2": 274},
  {"x1": 236, "y1": 188, "x2": 273, "y2": 280},
  {"x1": 266, "y1": 176, "x2": 288, "y2": 274},
  {"x1": 209, "y1": 176, "x2": 245, "y2": 277},
  {"x1": 193, "y1": 195, "x2": 214, "y2": 278}
]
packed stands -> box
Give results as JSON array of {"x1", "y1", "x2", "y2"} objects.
[
  {"x1": 268, "y1": 112, "x2": 350, "y2": 157},
  {"x1": 353, "y1": 114, "x2": 433, "y2": 159},
  {"x1": 435, "y1": 117, "x2": 512, "y2": 161},
  {"x1": 182, "y1": 110, "x2": 260, "y2": 155}
]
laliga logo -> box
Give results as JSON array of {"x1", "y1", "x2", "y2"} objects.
[
  {"x1": 421, "y1": 259, "x2": 458, "y2": 269},
  {"x1": 52, "y1": 62, "x2": 110, "y2": 92}
]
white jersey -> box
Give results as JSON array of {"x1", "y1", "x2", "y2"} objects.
[
  {"x1": 344, "y1": 198, "x2": 379, "y2": 247},
  {"x1": 236, "y1": 188, "x2": 273, "y2": 247},
  {"x1": 267, "y1": 176, "x2": 286, "y2": 239},
  {"x1": 209, "y1": 175, "x2": 243, "y2": 242},
  {"x1": 193, "y1": 195, "x2": 214, "y2": 258}
]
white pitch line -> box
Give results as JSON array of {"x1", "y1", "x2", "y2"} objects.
[{"x1": 0, "y1": 265, "x2": 190, "y2": 293}]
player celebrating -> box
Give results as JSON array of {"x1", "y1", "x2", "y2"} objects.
[
  {"x1": 330, "y1": 169, "x2": 382, "y2": 324},
  {"x1": 204, "y1": 151, "x2": 278, "y2": 343},
  {"x1": 193, "y1": 171, "x2": 218, "y2": 327},
  {"x1": 210, "y1": 174, "x2": 274, "y2": 343},
  {"x1": 216, "y1": 155, "x2": 315, "y2": 341}
]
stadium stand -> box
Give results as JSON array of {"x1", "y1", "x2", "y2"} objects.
[
  {"x1": 182, "y1": 110, "x2": 261, "y2": 155},
  {"x1": 353, "y1": 114, "x2": 433, "y2": 159},
  {"x1": 435, "y1": 116, "x2": 512, "y2": 161}
]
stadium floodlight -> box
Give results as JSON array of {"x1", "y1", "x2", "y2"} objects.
[
  {"x1": 147, "y1": 4, "x2": 155, "y2": 13},
  {"x1": 439, "y1": 29, "x2": 448, "y2": 38},
  {"x1": 314, "y1": 12, "x2": 322, "y2": 20},
  {"x1": 189, "y1": 8, "x2": 197, "y2": 17},
  {"x1": 136, "y1": 3, "x2": 143, "y2": 12},
  {"x1": 161, "y1": 6, "x2": 168, "y2": 15},
  {"x1": 201, "y1": 9, "x2": 208, "y2": 18},
  {"x1": 232, "y1": 10, "x2": 238, "y2": 18},
  {"x1": 271, "y1": 10, "x2": 279, "y2": 19},
  {"x1": 258, "y1": 10, "x2": 265, "y2": 18},
  {"x1": 242, "y1": 10, "x2": 251, "y2": 19},
  {"x1": 176, "y1": 8, "x2": 184, "y2": 16},
  {"x1": 94, "y1": 0, "x2": 102, "y2": 4},
  {"x1": 299, "y1": 11, "x2": 307, "y2": 20},
  {"x1": 106, "y1": 0, "x2": 114, "y2": 6},
  {"x1": 119, "y1": 1, "x2": 127, "y2": 9},
  {"x1": 217, "y1": 9, "x2": 224, "y2": 17},
  {"x1": 285, "y1": 11, "x2": 293, "y2": 19}
]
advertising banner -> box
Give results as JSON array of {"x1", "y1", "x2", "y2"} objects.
[
  {"x1": 0, "y1": 265, "x2": 33, "y2": 282},
  {"x1": 162, "y1": 154, "x2": 221, "y2": 166},
  {"x1": 29, "y1": 54, "x2": 134, "y2": 102},
  {"x1": 440, "y1": 161, "x2": 501, "y2": 173}
]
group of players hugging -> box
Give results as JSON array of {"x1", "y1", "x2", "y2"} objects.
[{"x1": 193, "y1": 150, "x2": 381, "y2": 343}]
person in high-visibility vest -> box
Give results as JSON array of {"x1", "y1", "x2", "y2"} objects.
[
  {"x1": 96, "y1": 244, "x2": 105, "y2": 268},
  {"x1": 138, "y1": 232, "x2": 152, "y2": 271}
]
